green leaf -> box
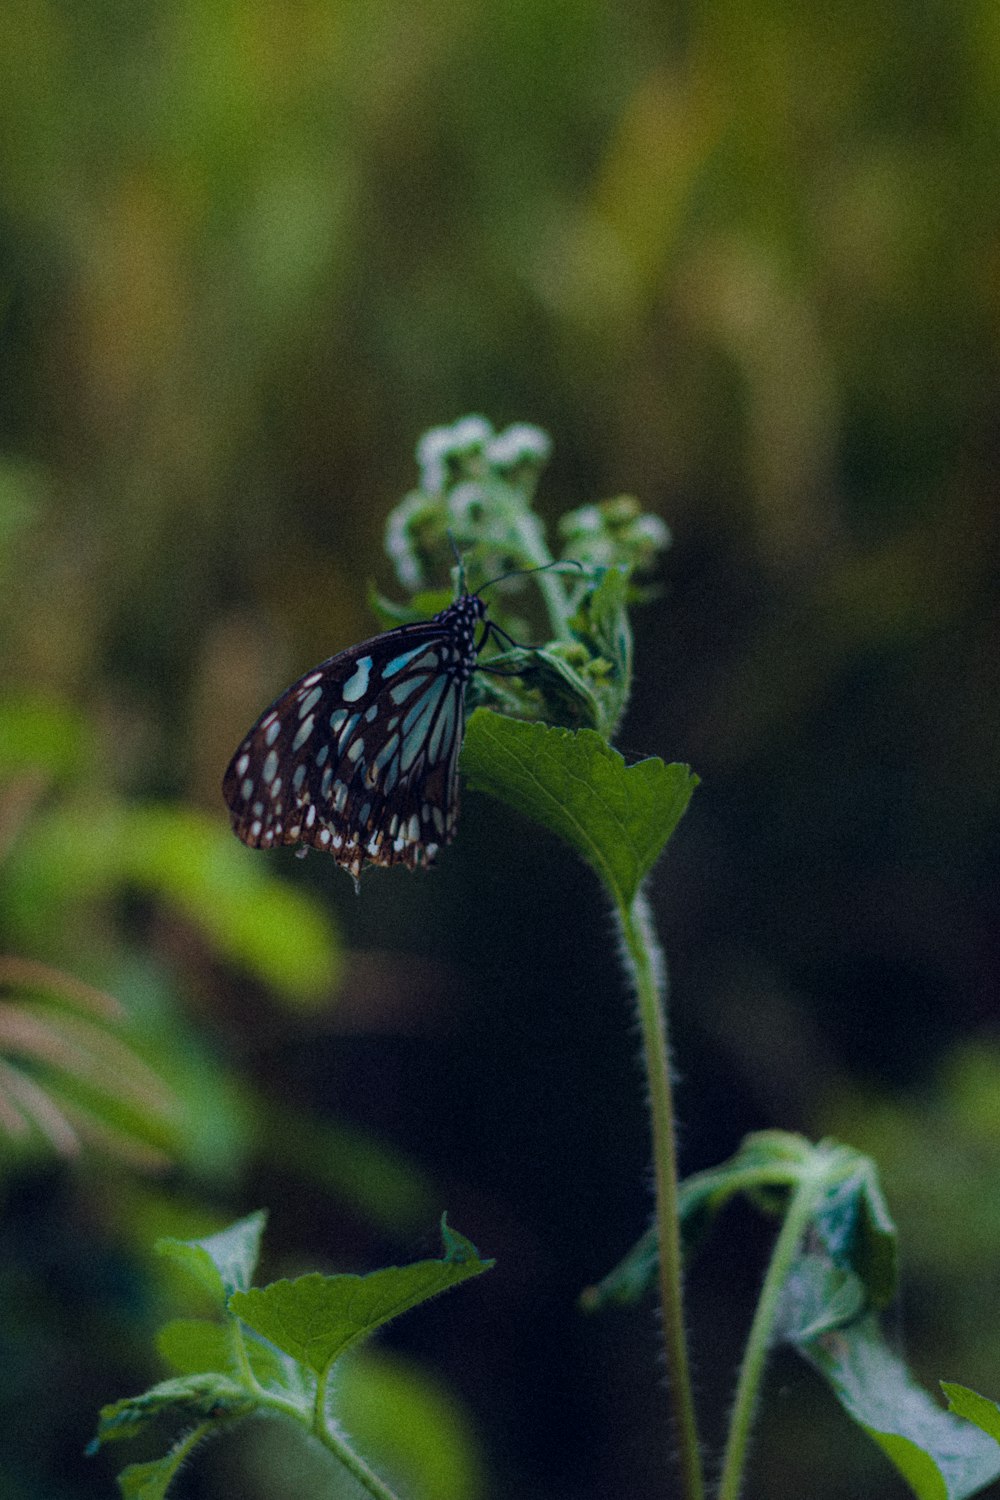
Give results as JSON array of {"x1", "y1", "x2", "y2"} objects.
[
  {"x1": 812, "y1": 1161, "x2": 898, "y2": 1308},
  {"x1": 583, "y1": 1133, "x2": 815, "y2": 1309},
  {"x1": 91, "y1": 1374, "x2": 253, "y2": 1449},
  {"x1": 156, "y1": 1319, "x2": 232, "y2": 1376},
  {"x1": 580, "y1": 1224, "x2": 658, "y2": 1310},
  {"x1": 799, "y1": 1315, "x2": 1000, "y2": 1500},
  {"x1": 942, "y1": 1385, "x2": 1000, "y2": 1447},
  {"x1": 475, "y1": 644, "x2": 604, "y2": 732},
  {"x1": 774, "y1": 1252, "x2": 867, "y2": 1342},
  {"x1": 584, "y1": 1136, "x2": 899, "y2": 1319},
  {"x1": 156, "y1": 1316, "x2": 297, "y2": 1392},
  {"x1": 116, "y1": 1428, "x2": 209, "y2": 1500},
  {"x1": 568, "y1": 565, "x2": 633, "y2": 735},
  {"x1": 157, "y1": 1210, "x2": 267, "y2": 1303},
  {"x1": 230, "y1": 1220, "x2": 494, "y2": 1377},
  {"x1": 460, "y1": 713, "x2": 697, "y2": 907}
]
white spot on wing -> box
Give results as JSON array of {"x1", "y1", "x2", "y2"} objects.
[
  {"x1": 342, "y1": 657, "x2": 373, "y2": 702},
  {"x1": 292, "y1": 714, "x2": 314, "y2": 751}
]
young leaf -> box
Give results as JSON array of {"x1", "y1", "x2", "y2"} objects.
[
  {"x1": 773, "y1": 1251, "x2": 867, "y2": 1342},
  {"x1": 798, "y1": 1315, "x2": 1000, "y2": 1500},
  {"x1": 584, "y1": 1136, "x2": 899, "y2": 1319},
  {"x1": 230, "y1": 1221, "x2": 494, "y2": 1377},
  {"x1": 158, "y1": 1316, "x2": 298, "y2": 1396},
  {"x1": 91, "y1": 1373, "x2": 253, "y2": 1449},
  {"x1": 156, "y1": 1210, "x2": 267, "y2": 1304},
  {"x1": 115, "y1": 1427, "x2": 209, "y2": 1500},
  {"x1": 942, "y1": 1386, "x2": 1000, "y2": 1447},
  {"x1": 475, "y1": 644, "x2": 605, "y2": 732},
  {"x1": 583, "y1": 1133, "x2": 817, "y2": 1309},
  {"x1": 580, "y1": 1224, "x2": 658, "y2": 1310},
  {"x1": 460, "y1": 713, "x2": 697, "y2": 907},
  {"x1": 568, "y1": 565, "x2": 633, "y2": 735},
  {"x1": 812, "y1": 1161, "x2": 898, "y2": 1309}
]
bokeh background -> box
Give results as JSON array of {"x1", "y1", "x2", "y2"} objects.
[{"x1": 2, "y1": 2, "x2": 1000, "y2": 1497}]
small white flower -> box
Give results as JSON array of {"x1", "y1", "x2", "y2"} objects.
[
  {"x1": 632, "y1": 514, "x2": 672, "y2": 550},
  {"x1": 488, "y1": 423, "x2": 552, "y2": 470},
  {"x1": 417, "y1": 416, "x2": 493, "y2": 493},
  {"x1": 561, "y1": 504, "x2": 603, "y2": 537},
  {"x1": 385, "y1": 493, "x2": 428, "y2": 588},
  {"x1": 448, "y1": 480, "x2": 488, "y2": 528}
]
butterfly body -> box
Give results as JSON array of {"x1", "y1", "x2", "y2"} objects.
[{"x1": 223, "y1": 593, "x2": 489, "y2": 883}]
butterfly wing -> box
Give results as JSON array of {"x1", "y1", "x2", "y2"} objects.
[{"x1": 222, "y1": 621, "x2": 469, "y2": 881}]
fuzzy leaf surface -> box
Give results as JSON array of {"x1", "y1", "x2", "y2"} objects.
[
  {"x1": 799, "y1": 1316, "x2": 1000, "y2": 1500},
  {"x1": 91, "y1": 1374, "x2": 253, "y2": 1449},
  {"x1": 230, "y1": 1221, "x2": 493, "y2": 1377},
  {"x1": 156, "y1": 1211, "x2": 266, "y2": 1304}
]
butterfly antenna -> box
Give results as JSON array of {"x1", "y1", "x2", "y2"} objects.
[
  {"x1": 478, "y1": 558, "x2": 583, "y2": 595},
  {"x1": 446, "y1": 529, "x2": 467, "y2": 597}
]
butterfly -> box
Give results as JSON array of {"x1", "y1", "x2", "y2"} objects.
[{"x1": 222, "y1": 590, "x2": 513, "y2": 884}]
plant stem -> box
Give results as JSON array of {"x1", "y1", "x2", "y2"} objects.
[
  {"x1": 507, "y1": 508, "x2": 576, "y2": 640},
  {"x1": 311, "y1": 1366, "x2": 403, "y2": 1500},
  {"x1": 716, "y1": 1162, "x2": 824, "y2": 1500},
  {"x1": 245, "y1": 1349, "x2": 402, "y2": 1500},
  {"x1": 618, "y1": 890, "x2": 704, "y2": 1500}
]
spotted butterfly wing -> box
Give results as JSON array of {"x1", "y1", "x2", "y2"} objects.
[{"x1": 223, "y1": 594, "x2": 488, "y2": 882}]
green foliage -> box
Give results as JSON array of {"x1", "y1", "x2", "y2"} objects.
[
  {"x1": 92, "y1": 1374, "x2": 256, "y2": 1449},
  {"x1": 462, "y1": 713, "x2": 697, "y2": 909},
  {"x1": 5, "y1": 800, "x2": 341, "y2": 1005},
  {"x1": 335, "y1": 1350, "x2": 487, "y2": 1500},
  {"x1": 0, "y1": 693, "x2": 92, "y2": 783},
  {"x1": 802, "y1": 1325, "x2": 1000, "y2": 1500},
  {"x1": 942, "y1": 1387, "x2": 1000, "y2": 1449},
  {"x1": 157, "y1": 1210, "x2": 267, "y2": 1302},
  {"x1": 231, "y1": 1221, "x2": 491, "y2": 1376},
  {"x1": 91, "y1": 1213, "x2": 493, "y2": 1500},
  {"x1": 585, "y1": 1132, "x2": 1000, "y2": 1499},
  {"x1": 382, "y1": 415, "x2": 669, "y2": 738},
  {"x1": 112, "y1": 1427, "x2": 211, "y2": 1500},
  {"x1": 0, "y1": 953, "x2": 185, "y2": 1170}
]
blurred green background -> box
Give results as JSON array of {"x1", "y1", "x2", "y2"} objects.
[{"x1": 2, "y1": 2, "x2": 999, "y2": 1497}]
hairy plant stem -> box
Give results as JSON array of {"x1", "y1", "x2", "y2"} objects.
[
  {"x1": 716, "y1": 1162, "x2": 825, "y2": 1500},
  {"x1": 307, "y1": 1367, "x2": 402, "y2": 1500},
  {"x1": 233, "y1": 1322, "x2": 402, "y2": 1500},
  {"x1": 617, "y1": 890, "x2": 704, "y2": 1500}
]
